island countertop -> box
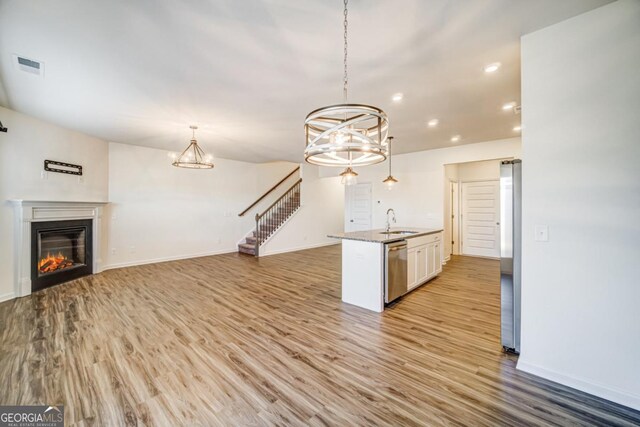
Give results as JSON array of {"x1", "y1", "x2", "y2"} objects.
[{"x1": 327, "y1": 227, "x2": 443, "y2": 244}]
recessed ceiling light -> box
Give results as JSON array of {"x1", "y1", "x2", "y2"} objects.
[
  {"x1": 392, "y1": 93, "x2": 403, "y2": 102},
  {"x1": 513, "y1": 125, "x2": 522, "y2": 132},
  {"x1": 502, "y1": 102, "x2": 516, "y2": 111},
  {"x1": 451, "y1": 135, "x2": 461, "y2": 142},
  {"x1": 427, "y1": 119, "x2": 439, "y2": 127},
  {"x1": 484, "y1": 62, "x2": 501, "y2": 73}
]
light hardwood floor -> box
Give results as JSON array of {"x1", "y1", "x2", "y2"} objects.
[{"x1": 1, "y1": 245, "x2": 638, "y2": 426}]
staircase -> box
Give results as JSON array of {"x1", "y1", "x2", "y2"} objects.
[{"x1": 238, "y1": 178, "x2": 302, "y2": 256}]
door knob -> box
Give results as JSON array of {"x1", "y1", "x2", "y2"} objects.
[{"x1": 350, "y1": 219, "x2": 354, "y2": 222}]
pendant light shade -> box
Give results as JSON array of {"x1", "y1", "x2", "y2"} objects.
[
  {"x1": 382, "y1": 136, "x2": 398, "y2": 189},
  {"x1": 304, "y1": 0, "x2": 389, "y2": 168},
  {"x1": 340, "y1": 167, "x2": 358, "y2": 186},
  {"x1": 383, "y1": 175, "x2": 398, "y2": 188},
  {"x1": 172, "y1": 126, "x2": 214, "y2": 169}
]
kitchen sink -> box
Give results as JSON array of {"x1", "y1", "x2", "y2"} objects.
[{"x1": 380, "y1": 230, "x2": 419, "y2": 235}]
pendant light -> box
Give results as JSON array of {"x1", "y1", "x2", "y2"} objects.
[
  {"x1": 340, "y1": 167, "x2": 358, "y2": 186},
  {"x1": 171, "y1": 125, "x2": 214, "y2": 169},
  {"x1": 382, "y1": 136, "x2": 398, "y2": 189},
  {"x1": 304, "y1": 0, "x2": 389, "y2": 167}
]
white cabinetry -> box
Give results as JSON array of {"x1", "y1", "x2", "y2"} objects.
[
  {"x1": 408, "y1": 247, "x2": 417, "y2": 289},
  {"x1": 434, "y1": 241, "x2": 442, "y2": 275},
  {"x1": 407, "y1": 232, "x2": 443, "y2": 291}
]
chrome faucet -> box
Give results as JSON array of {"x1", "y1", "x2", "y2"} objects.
[{"x1": 386, "y1": 208, "x2": 396, "y2": 233}]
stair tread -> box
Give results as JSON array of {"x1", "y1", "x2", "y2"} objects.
[{"x1": 239, "y1": 196, "x2": 301, "y2": 256}]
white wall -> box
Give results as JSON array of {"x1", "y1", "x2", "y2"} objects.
[
  {"x1": 0, "y1": 106, "x2": 109, "y2": 301},
  {"x1": 348, "y1": 137, "x2": 521, "y2": 232},
  {"x1": 107, "y1": 143, "x2": 253, "y2": 267},
  {"x1": 456, "y1": 159, "x2": 503, "y2": 182},
  {"x1": 256, "y1": 161, "x2": 298, "y2": 191},
  {"x1": 107, "y1": 143, "x2": 301, "y2": 268},
  {"x1": 519, "y1": 0, "x2": 640, "y2": 410},
  {"x1": 260, "y1": 163, "x2": 344, "y2": 255}
]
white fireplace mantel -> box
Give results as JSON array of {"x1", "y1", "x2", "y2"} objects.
[{"x1": 11, "y1": 200, "x2": 108, "y2": 298}]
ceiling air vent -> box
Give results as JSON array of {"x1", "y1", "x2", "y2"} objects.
[{"x1": 13, "y1": 54, "x2": 44, "y2": 77}]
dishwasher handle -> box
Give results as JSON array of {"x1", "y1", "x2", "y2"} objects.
[{"x1": 387, "y1": 241, "x2": 407, "y2": 251}]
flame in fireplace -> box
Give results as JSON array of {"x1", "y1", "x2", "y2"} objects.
[{"x1": 38, "y1": 252, "x2": 75, "y2": 274}]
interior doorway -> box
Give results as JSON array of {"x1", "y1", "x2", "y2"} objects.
[
  {"x1": 445, "y1": 180, "x2": 459, "y2": 260},
  {"x1": 444, "y1": 159, "x2": 509, "y2": 260}
]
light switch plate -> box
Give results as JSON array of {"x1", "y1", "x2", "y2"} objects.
[{"x1": 535, "y1": 225, "x2": 549, "y2": 242}]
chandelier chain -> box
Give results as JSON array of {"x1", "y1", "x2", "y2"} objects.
[
  {"x1": 388, "y1": 136, "x2": 393, "y2": 174},
  {"x1": 343, "y1": 0, "x2": 348, "y2": 103},
  {"x1": 303, "y1": 0, "x2": 388, "y2": 168}
]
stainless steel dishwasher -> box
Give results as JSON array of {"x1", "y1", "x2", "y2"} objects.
[{"x1": 385, "y1": 240, "x2": 408, "y2": 303}]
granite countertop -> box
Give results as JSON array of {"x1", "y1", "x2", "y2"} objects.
[{"x1": 327, "y1": 227, "x2": 443, "y2": 244}]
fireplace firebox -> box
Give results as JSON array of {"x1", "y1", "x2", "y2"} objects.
[{"x1": 31, "y1": 219, "x2": 93, "y2": 292}]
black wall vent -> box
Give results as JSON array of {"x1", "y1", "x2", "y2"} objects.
[{"x1": 14, "y1": 54, "x2": 44, "y2": 76}]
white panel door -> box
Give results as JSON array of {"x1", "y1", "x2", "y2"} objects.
[
  {"x1": 461, "y1": 181, "x2": 500, "y2": 258},
  {"x1": 345, "y1": 183, "x2": 372, "y2": 232}
]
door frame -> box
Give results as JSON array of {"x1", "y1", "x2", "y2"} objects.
[
  {"x1": 460, "y1": 179, "x2": 501, "y2": 259},
  {"x1": 450, "y1": 180, "x2": 460, "y2": 257}
]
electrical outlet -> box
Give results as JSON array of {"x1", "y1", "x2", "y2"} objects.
[
  {"x1": 217, "y1": 237, "x2": 222, "y2": 244},
  {"x1": 41, "y1": 171, "x2": 48, "y2": 180},
  {"x1": 111, "y1": 248, "x2": 116, "y2": 255},
  {"x1": 534, "y1": 225, "x2": 549, "y2": 242},
  {"x1": 129, "y1": 246, "x2": 136, "y2": 254},
  {"x1": 78, "y1": 176, "x2": 84, "y2": 184}
]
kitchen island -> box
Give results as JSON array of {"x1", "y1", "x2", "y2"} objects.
[{"x1": 328, "y1": 228, "x2": 443, "y2": 312}]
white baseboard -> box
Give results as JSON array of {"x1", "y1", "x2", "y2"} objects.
[
  {"x1": 0, "y1": 291, "x2": 15, "y2": 303},
  {"x1": 261, "y1": 241, "x2": 339, "y2": 257},
  {"x1": 517, "y1": 359, "x2": 640, "y2": 411},
  {"x1": 102, "y1": 248, "x2": 237, "y2": 271}
]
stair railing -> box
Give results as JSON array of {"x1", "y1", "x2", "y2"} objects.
[
  {"x1": 238, "y1": 166, "x2": 300, "y2": 217},
  {"x1": 254, "y1": 178, "x2": 302, "y2": 256}
]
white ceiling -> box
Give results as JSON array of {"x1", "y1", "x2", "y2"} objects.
[{"x1": 0, "y1": 0, "x2": 613, "y2": 163}]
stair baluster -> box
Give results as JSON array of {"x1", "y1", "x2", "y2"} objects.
[{"x1": 248, "y1": 178, "x2": 302, "y2": 257}]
